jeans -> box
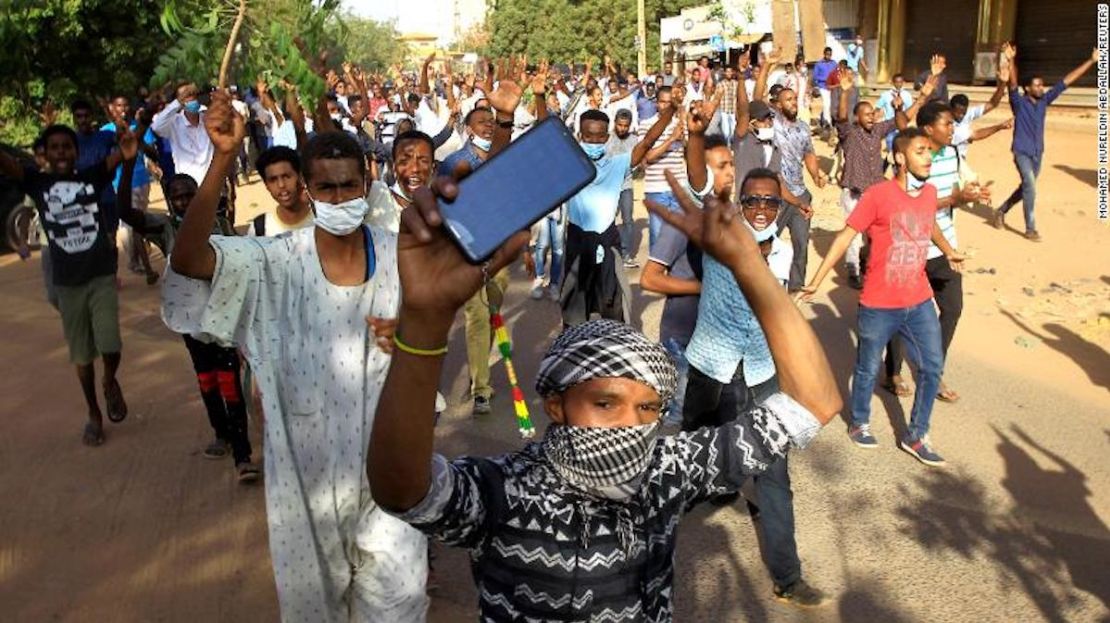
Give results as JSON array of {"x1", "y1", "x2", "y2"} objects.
[
  {"x1": 884, "y1": 256, "x2": 963, "y2": 378},
  {"x1": 1000, "y1": 152, "x2": 1042, "y2": 233},
  {"x1": 618, "y1": 188, "x2": 635, "y2": 258},
  {"x1": 683, "y1": 366, "x2": 801, "y2": 587},
  {"x1": 645, "y1": 191, "x2": 681, "y2": 252},
  {"x1": 775, "y1": 189, "x2": 812, "y2": 291},
  {"x1": 851, "y1": 300, "x2": 944, "y2": 441},
  {"x1": 532, "y1": 211, "x2": 564, "y2": 286},
  {"x1": 662, "y1": 338, "x2": 690, "y2": 424},
  {"x1": 720, "y1": 112, "x2": 737, "y2": 141}
]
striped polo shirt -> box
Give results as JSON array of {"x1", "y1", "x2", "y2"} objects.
[
  {"x1": 638, "y1": 115, "x2": 687, "y2": 193},
  {"x1": 927, "y1": 145, "x2": 960, "y2": 260}
]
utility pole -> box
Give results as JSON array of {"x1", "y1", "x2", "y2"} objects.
[{"x1": 637, "y1": 0, "x2": 647, "y2": 77}]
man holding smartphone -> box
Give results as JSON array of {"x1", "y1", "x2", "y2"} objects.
[{"x1": 559, "y1": 105, "x2": 676, "y2": 327}]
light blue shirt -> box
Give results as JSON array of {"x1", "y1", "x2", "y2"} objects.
[
  {"x1": 101, "y1": 122, "x2": 156, "y2": 190},
  {"x1": 566, "y1": 152, "x2": 632, "y2": 233},
  {"x1": 846, "y1": 43, "x2": 865, "y2": 71},
  {"x1": 685, "y1": 237, "x2": 793, "y2": 385}
]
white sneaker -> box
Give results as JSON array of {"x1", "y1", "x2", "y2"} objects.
[
  {"x1": 548, "y1": 283, "x2": 561, "y2": 301},
  {"x1": 530, "y1": 277, "x2": 546, "y2": 300}
]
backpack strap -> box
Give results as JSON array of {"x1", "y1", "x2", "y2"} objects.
[{"x1": 252, "y1": 213, "x2": 266, "y2": 237}]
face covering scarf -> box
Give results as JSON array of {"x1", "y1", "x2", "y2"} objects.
[
  {"x1": 183, "y1": 100, "x2": 202, "y2": 114},
  {"x1": 310, "y1": 194, "x2": 370, "y2": 236},
  {"x1": 543, "y1": 421, "x2": 661, "y2": 501}
]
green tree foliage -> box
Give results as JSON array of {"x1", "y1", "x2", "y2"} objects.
[
  {"x1": 0, "y1": 0, "x2": 168, "y2": 145},
  {"x1": 337, "y1": 12, "x2": 405, "y2": 71},
  {"x1": 486, "y1": 0, "x2": 704, "y2": 73}
]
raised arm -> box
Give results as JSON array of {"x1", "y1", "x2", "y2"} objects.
[
  {"x1": 684, "y1": 101, "x2": 709, "y2": 193},
  {"x1": 649, "y1": 172, "x2": 840, "y2": 423},
  {"x1": 369, "y1": 175, "x2": 531, "y2": 512},
  {"x1": 984, "y1": 63, "x2": 1009, "y2": 114},
  {"x1": 735, "y1": 63, "x2": 751, "y2": 138},
  {"x1": 971, "y1": 118, "x2": 1013, "y2": 142},
  {"x1": 169, "y1": 91, "x2": 246, "y2": 280},
  {"x1": 1002, "y1": 43, "x2": 1018, "y2": 90},
  {"x1": 1063, "y1": 48, "x2": 1099, "y2": 87},
  {"x1": 419, "y1": 53, "x2": 435, "y2": 96},
  {"x1": 753, "y1": 49, "x2": 778, "y2": 102},
  {"x1": 631, "y1": 105, "x2": 677, "y2": 168},
  {"x1": 530, "y1": 61, "x2": 550, "y2": 123},
  {"x1": 486, "y1": 75, "x2": 523, "y2": 156}
]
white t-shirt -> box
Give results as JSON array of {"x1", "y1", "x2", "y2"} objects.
[
  {"x1": 247, "y1": 210, "x2": 314, "y2": 237},
  {"x1": 952, "y1": 104, "x2": 985, "y2": 158}
]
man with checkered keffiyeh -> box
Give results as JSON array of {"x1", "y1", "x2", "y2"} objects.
[{"x1": 368, "y1": 169, "x2": 842, "y2": 621}]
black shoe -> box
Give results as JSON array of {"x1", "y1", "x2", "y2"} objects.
[
  {"x1": 709, "y1": 491, "x2": 741, "y2": 507},
  {"x1": 773, "y1": 579, "x2": 829, "y2": 608},
  {"x1": 848, "y1": 273, "x2": 863, "y2": 290}
]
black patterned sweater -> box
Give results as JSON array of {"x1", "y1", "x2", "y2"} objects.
[{"x1": 392, "y1": 392, "x2": 820, "y2": 622}]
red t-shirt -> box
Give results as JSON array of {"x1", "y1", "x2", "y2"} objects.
[
  {"x1": 846, "y1": 179, "x2": 937, "y2": 309},
  {"x1": 827, "y1": 68, "x2": 841, "y2": 88}
]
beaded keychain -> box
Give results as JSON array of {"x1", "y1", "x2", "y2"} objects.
[{"x1": 483, "y1": 263, "x2": 536, "y2": 439}]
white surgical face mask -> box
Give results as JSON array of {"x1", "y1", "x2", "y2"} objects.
[
  {"x1": 906, "y1": 169, "x2": 928, "y2": 192},
  {"x1": 744, "y1": 219, "x2": 779, "y2": 243},
  {"x1": 310, "y1": 193, "x2": 370, "y2": 236},
  {"x1": 755, "y1": 126, "x2": 774, "y2": 142},
  {"x1": 471, "y1": 134, "x2": 492, "y2": 152}
]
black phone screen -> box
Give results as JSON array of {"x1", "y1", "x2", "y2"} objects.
[{"x1": 438, "y1": 116, "x2": 597, "y2": 263}]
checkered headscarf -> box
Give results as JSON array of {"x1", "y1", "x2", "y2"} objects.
[{"x1": 535, "y1": 320, "x2": 678, "y2": 404}]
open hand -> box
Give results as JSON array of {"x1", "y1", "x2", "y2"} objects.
[
  {"x1": 530, "y1": 60, "x2": 549, "y2": 94},
  {"x1": 204, "y1": 90, "x2": 247, "y2": 156},
  {"x1": 488, "y1": 78, "x2": 523, "y2": 116},
  {"x1": 930, "y1": 54, "x2": 946, "y2": 76},
  {"x1": 795, "y1": 283, "x2": 818, "y2": 303}
]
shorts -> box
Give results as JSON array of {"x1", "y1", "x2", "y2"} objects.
[{"x1": 56, "y1": 274, "x2": 121, "y2": 365}]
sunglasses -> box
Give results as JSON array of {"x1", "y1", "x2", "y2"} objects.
[{"x1": 740, "y1": 194, "x2": 783, "y2": 211}]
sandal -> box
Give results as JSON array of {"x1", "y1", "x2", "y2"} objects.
[
  {"x1": 103, "y1": 378, "x2": 128, "y2": 423},
  {"x1": 82, "y1": 421, "x2": 105, "y2": 447},
  {"x1": 936, "y1": 385, "x2": 961, "y2": 403},
  {"x1": 203, "y1": 439, "x2": 230, "y2": 460},
  {"x1": 882, "y1": 376, "x2": 912, "y2": 398},
  {"x1": 236, "y1": 461, "x2": 261, "y2": 483}
]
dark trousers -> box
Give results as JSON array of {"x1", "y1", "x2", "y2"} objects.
[
  {"x1": 182, "y1": 335, "x2": 252, "y2": 463},
  {"x1": 776, "y1": 190, "x2": 812, "y2": 291},
  {"x1": 885, "y1": 256, "x2": 962, "y2": 378},
  {"x1": 682, "y1": 365, "x2": 801, "y2": 588}
]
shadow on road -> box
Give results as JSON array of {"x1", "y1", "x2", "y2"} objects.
[
  {"x1": 895, "y1": 424, "x2": 1110, "y2": 622},
  {"x1": 1054, "y1": 164, "x2": 1098, "y2": 188},
  {"x1": 999, "y1": 308, "x2": 1110, "y2": 392}
]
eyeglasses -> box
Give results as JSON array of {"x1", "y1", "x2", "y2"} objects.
[{"x1": 740, "y1": 195, "x2": 783, "y2": 211}]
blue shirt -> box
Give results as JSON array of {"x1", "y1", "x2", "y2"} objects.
[
  {"x1": 846, "y1": 44, "x2": 864, "y2": 71},
  {"x1": 813, "y1": 59, "x2": 838, "y2": 88},
  {"x1": 635, "y1": 90, "x2": 658, "y2": 120},
  {"x1": 101, "y1": 122, "x2": 156, "y2": 190},
  {"x1": 566, "y1": 152, "x2": 632, "y2": 233},
  {"x1": 1009, "y1": 81, "x2": 1065, "y2": 158},
  {"x1": 438, "y1": 141, "x2": 486, "y2": 177},
  {"x1": 76, "y1": 129, "x2": 114, "y2": 171}
]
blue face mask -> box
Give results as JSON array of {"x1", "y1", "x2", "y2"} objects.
[
  {"x1": 580, "y1": 142, "x2": 606, "y2": 161},
  {"x1": 184, "y1": 100, "x2": 202, "y2": 114}
]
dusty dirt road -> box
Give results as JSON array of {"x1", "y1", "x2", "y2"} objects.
[{"x1": 1, "y1": 108, "x2": 1107, "y2": 622}]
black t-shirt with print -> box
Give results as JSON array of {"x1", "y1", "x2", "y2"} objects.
[{"x1": 22, "y1": 164, "x2": 117, "y2": 286}]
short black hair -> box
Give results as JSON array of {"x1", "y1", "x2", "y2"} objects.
[
  {"x1": 892, "y1": 72, "x2": 905, "y2": 81},
  {"x1": 614, "y1": 109, "x2": 633, "y2": 123},
  {"x1": 893, "y1": 127, "x2": 928, "y2": 155},
  {"x1": 70, "y1": 99, "x2": 94, "y2": 114},
  {"x1": 406, "y1": 92, "x2": 421, "y2": 104},
  {"x1": 949, "y1": 94, "x2": 969, "y2": 109},
  {"x1": 41, "y1": 124, "x2": 78, "y2": 151},
  {"x1": 301, "y1": 131, "x2": 365, "y2": 181},
  {"x1": 256, "y1": 146, "x2": 301, "y2": 179},
  {"x1": 580, "y1": 109, "x2": 610, "y2": 126},
  {"x1": 704, "y1": 134, "x2": 730, "y2": 152},
  {"x1": 347, "y1": 94, "x2": 363, "y2": 105},
  {"x1": 167, "y1": 173, "x2": 199, "y2": 192},
  {"x1": 853, "y1": 100, "x2": 871, "y2": 115},
  {"x1": 1025, "y1": 74, "x2": 1043, "y2": 88},
  {"x1": 740, "y1": 167, "x2": 781, "y2": 195},
  {"x1": 392, "y1": 129, "x2": 434, "y2": 160},
  {"x1": 656, "y1": 85, "x2": 673, "y2": 96},
  {"x1": 916, "y1": 101, "x2": 951, "y2": 128},
  {"x1": 464, "y1": 106, "x2": 492, "y2": 127},
  {"x1": 824, "y1": 47, "x2": 833, "y2": 53}
]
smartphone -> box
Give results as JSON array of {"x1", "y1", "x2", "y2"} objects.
[{"x1": 438, "y1": 116, "x2": 597, "y2": 263}]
